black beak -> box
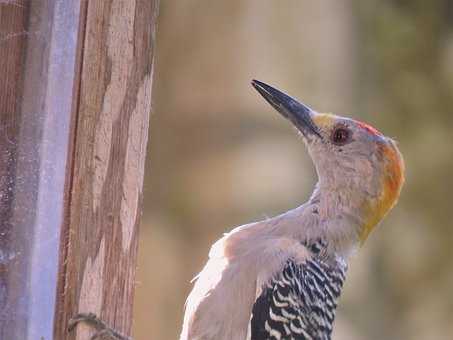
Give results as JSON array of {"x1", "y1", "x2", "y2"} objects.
[{"x1": 251, "y1": 80, "x2": 322, "y2": 139}]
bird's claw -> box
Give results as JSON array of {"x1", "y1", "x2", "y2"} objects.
[{"x1": 68, "y1": 313, "x2": 132, "y2": 340}]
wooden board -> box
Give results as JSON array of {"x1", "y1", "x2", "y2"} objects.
[{"x1": 54, "y1": 1, "x2": 159, "y2": 339}]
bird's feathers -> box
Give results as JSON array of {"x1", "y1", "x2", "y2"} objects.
[
  {"x1": 250, "y1": 255, "x2": 347, "y2": 340},
  {"x1": 180, "y1": 217, "x2": 313, "y2": 340}
]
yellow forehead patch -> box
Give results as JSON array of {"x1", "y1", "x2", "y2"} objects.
[
  {"x1": 360, "y1": 141, "x2": 405, "y2": 243},
  {"x1": 312, "y1": 113, "x2": 336, "y2": 129}
]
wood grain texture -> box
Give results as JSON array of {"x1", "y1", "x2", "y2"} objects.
[
  {"x1": 54, "y1": 1, "x2": 159, "y2": 339},
  {"x1": 0, "y1": 1, "x2": 27, "y2": 251},
  {"x1": 0, "y1": 2, "x2": 28, "y2": 338},
  {"x1": 1, "y1": 1, "x2": 88, "y2": 338}
]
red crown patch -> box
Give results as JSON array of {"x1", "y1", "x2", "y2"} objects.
[{"x1": 356, "y1": 120, "x2": 382, "y2": 136}]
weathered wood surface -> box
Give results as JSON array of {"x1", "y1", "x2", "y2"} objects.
[
  {"x1": 54, "y1": 1, "x2": 159, "y2": 339},
  {"x1": 0, "y1": 2, "x2": 28, "y2": 338},
  {"x1": 1, "y1": 1, "x2": 84, "y2": 339}
]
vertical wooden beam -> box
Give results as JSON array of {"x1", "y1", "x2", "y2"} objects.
[
  {"x1": 0, "y1": 0, "x2": 158, "y2": 339},
  {"x1": 1, "y1": 1, "x2": 85, "y2": 339},
  {"x1": 0, "y1": 1, "x2": 28, "y2": 338},
  {"x1": 54, "y1": 1, "x2": 159, "y2": 339}
]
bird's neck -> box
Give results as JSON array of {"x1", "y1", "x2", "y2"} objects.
[
  {"x1": 300, "y1": 183, "x2": 368, "y2": 256},
  {"x1": 250, "y1": 178, "x2": 393, "y2": 258}
]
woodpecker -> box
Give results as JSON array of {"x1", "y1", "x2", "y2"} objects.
[{"x1": 180, "y1": 80, "x2": 405, "y2": 340}]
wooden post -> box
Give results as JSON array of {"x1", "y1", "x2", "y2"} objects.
[
  {"x1": 54, "y1": 1, "x2": 159, "y2": 339},
  {"x1": 0, "y1": 1, "x2": 158, "y2": 339},
  {"x1": 0, "y1": 2, "x2": 29, "y2": 338}
]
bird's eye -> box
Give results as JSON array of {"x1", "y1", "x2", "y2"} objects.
[{"x1": 331, "y1": 126, "x2": 351, "y2": 145}]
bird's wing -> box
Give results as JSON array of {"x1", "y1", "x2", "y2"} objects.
[{"x1": 250, "y1": 256, "x2": 347, "y2": 340}]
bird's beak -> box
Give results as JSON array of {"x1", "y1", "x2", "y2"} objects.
[{"x1": 251, "y1": 80, "x2": 322, "y2": 139}]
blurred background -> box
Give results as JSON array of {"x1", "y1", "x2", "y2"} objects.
[{"x1": 132, "y1": 1, "x2": 453, "y2": 339}]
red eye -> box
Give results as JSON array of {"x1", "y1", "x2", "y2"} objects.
[{"x1": 331, "y1": 127, "x2": 351, "y2": 145}]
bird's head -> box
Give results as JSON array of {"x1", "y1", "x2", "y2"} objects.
[{"x1": 252, "y1": 80, "x2": 405, "y2": 245}]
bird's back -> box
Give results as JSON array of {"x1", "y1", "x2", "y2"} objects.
[
  {"x1": 181, "y1": 218, "x2": 348, "y2": 340},
  {"x1": 250, "y1": 246, "x2": 347, "y2": 340}
]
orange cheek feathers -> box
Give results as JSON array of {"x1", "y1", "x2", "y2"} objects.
[{"x1": 359, "y1": 142, "x2": 405, "y2": 243}]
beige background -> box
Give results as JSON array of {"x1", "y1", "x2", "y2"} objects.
[{"x1": 133, "y1": 1, "x2": 453, "y2": 339}]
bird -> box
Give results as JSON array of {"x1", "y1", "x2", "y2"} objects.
[{"x1": 180, "y1": 80, "x2": 405, "y2": 340}]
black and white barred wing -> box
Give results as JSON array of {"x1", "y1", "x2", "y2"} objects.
[{"x1": 250, "y1": 257, "x2": 347, "y2": 340}]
